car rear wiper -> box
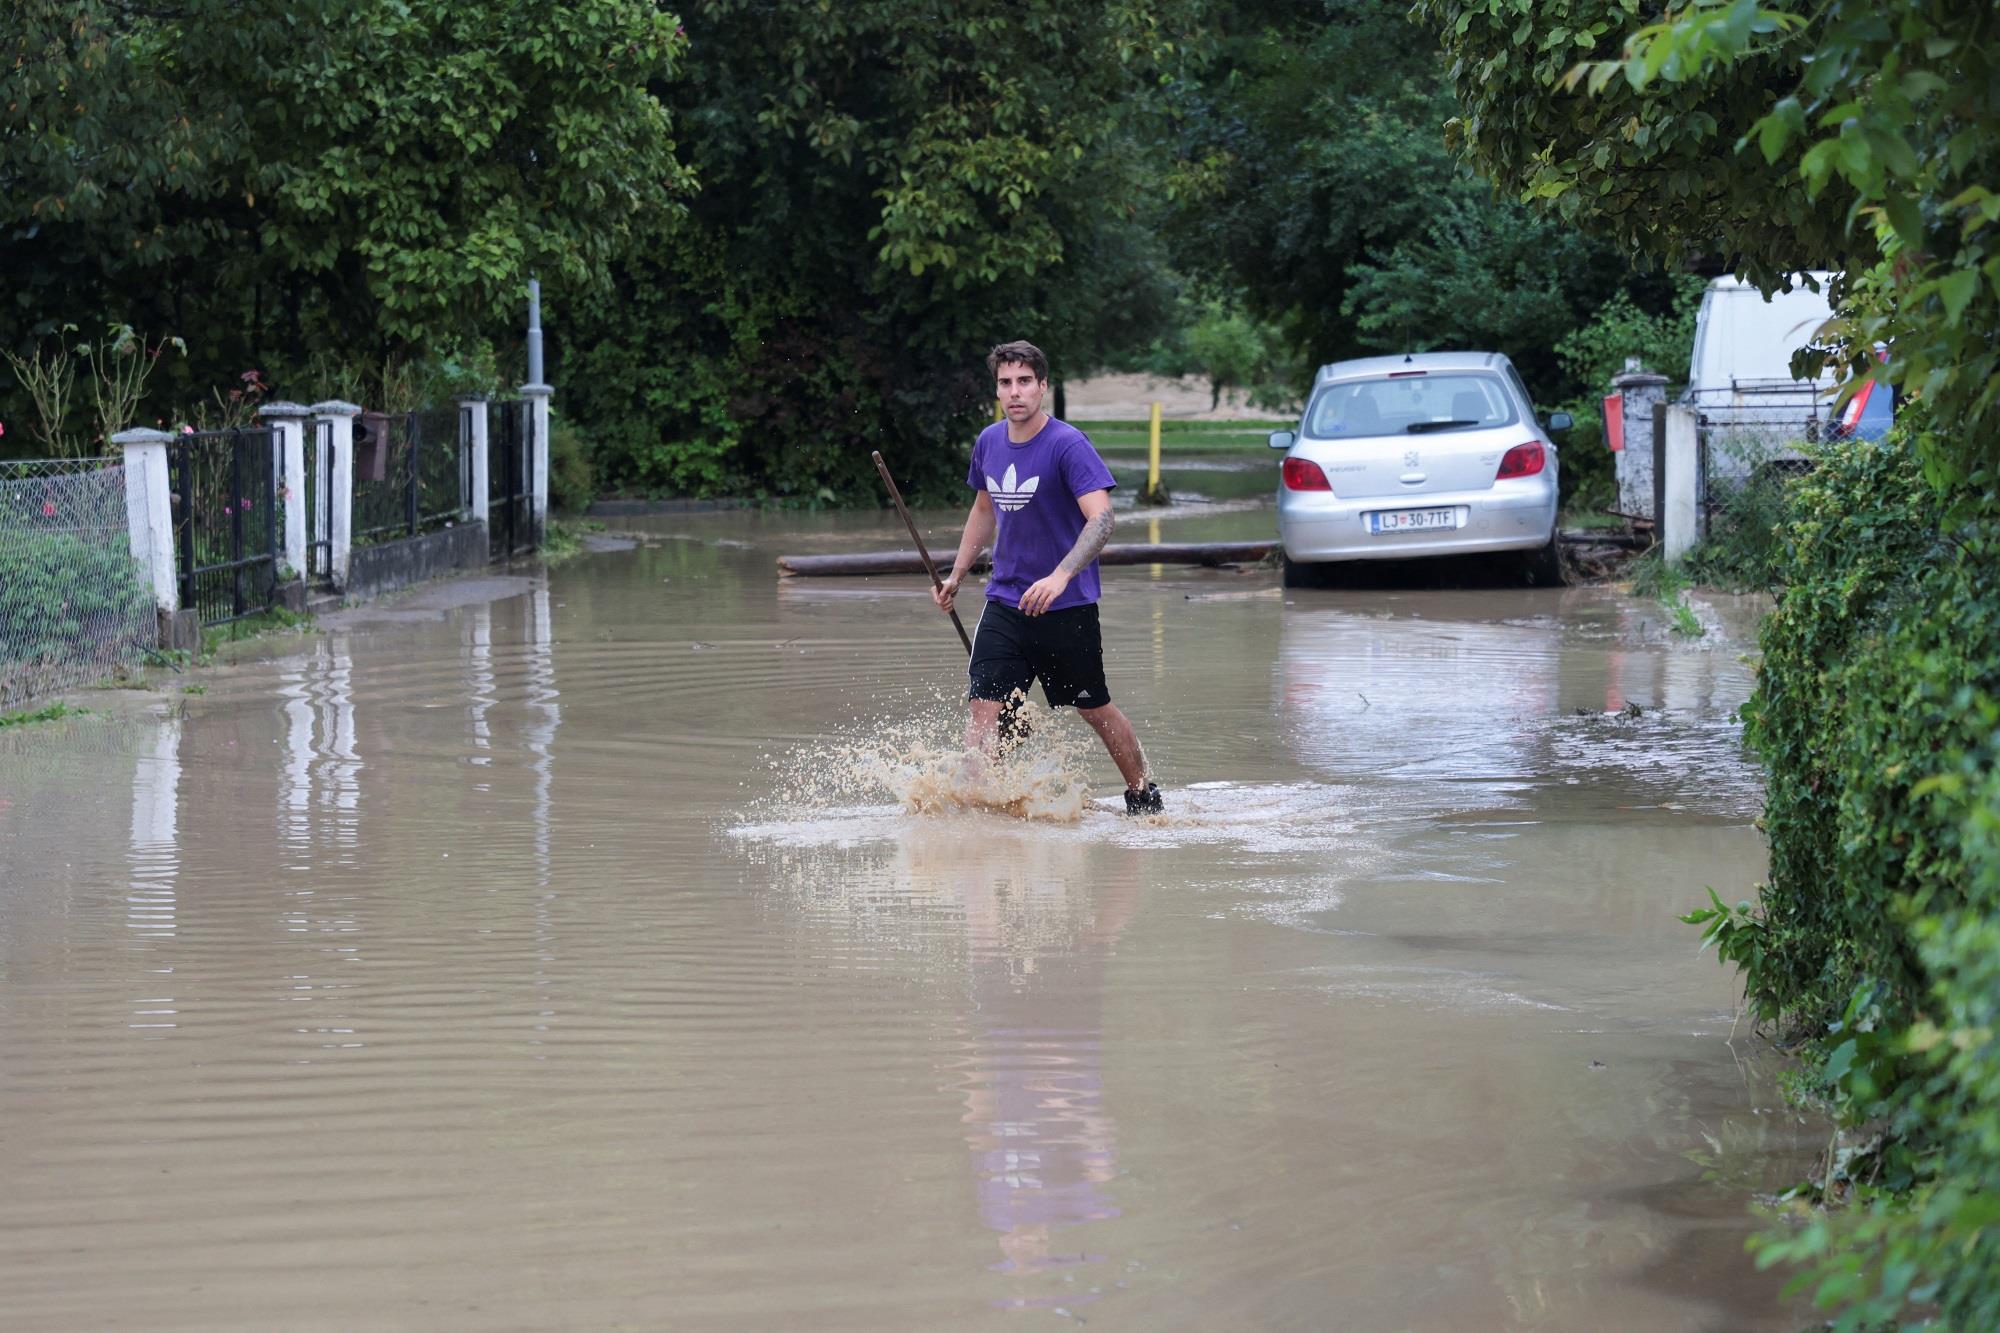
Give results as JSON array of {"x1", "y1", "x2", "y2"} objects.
[{"x1": 1404, "y1": 419, "x2": 1480, "y2": 433}]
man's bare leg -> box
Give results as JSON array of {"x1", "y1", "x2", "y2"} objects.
[
  {"x1": 964, "y1": 698, "x2": 1006, "y2": 756},
  {"x1": 1076, "y1": 702, "x2": 1148, "y2": 791}
]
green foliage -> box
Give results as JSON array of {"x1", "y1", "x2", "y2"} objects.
[
  {"x1": 562, "y1": 0, "x2": 1202, "y2": 504},
  {"x1": 1626, "y1": 554, "x2": 1706, "y2": 635},
  {"x1": 1418, "y1": 0, "x2": 2000, "y2": 510},
  {"x1": 1713, "y1": 411, "x2": 2000, "y2": 1324},
  {"x1": 1341, "y1": 195, "x2": 1630, "y2": 380},
  {"x1": 1682, "y1": 461, "x2": 1797, "y2": 593},
  {"x1": 538, "y1": 517, "x2": 605, "y2": 566},
  {"x1": 1164, "y1": 0, "x2": 1660, "y2": 413},
  {"x1": 198, "y1": 607, "x2": 312, "y2": 660},
  {"x1": 1171, "y1": 302, "x2": 1302, "y2": 412},
  {"x1": 546, "y1": 414, "x2": 595, "y2": 515},
  {"x1": 3, "y1": 0, "x2": 694, "y2": 431},
  {"x1": 0, "y1": 700, "x2": 85, "y2": 728},
  {"x1": 1548, "y1": 275, "x2": 1706, "y2": 512},
  {"x1": 0, "y1": 535, "x2": 153, "y2": 662}
]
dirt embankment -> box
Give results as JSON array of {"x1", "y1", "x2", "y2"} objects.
[{"x1": 1060, "y1": 372, "x2": 1288, "y2": 421}]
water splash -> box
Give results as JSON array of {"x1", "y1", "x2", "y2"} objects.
[{"x1": 766, "y1": 693, "x2": 1094, "y2": 824}]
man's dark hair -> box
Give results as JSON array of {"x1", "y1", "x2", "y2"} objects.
[{"x1": 986, "y1": 340, "x2": 1048, "y2": 382}]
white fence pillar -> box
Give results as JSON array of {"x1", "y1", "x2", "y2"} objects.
[
  {"x1": 1662, "y1": 403, "x2": 1702, "y2": 562},
  {"x1": 260, "y1": 401, "x2": 312, "y2": 579},
  {"x1": 519, "y1": 382, "x2": 552, "y2": 538},
  {"x1": 460, "y1": 396, "x2": 490, "y2": 527},
  {"x1": 310, "y1": 400, "x2": 361, "y2": 591},
  {"x1": 114, "y1": 428, "x2": 177, "y2": 614}
]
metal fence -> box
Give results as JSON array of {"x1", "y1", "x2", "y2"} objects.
[
  {"x1": 170, "y1": 427, "x2": 283, "y2": 625},
  {"x1": 490, "y1": 399, "x2": 537, "y2": 556},
  {"x1": 0, "y1": 457, "x2": 157, "y2": 709},
  {"x1": 1694, "y1": 408, "x2": 1813, "y2": 566},
  {"x1": 352, "y1": 406, "x2": 471, "y2": 546}
]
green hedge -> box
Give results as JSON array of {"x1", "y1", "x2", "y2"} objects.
[
  {"x1": 1692, "y1": 413, "x2": 2000, "y2": 1326},
  {"x1": 0, "y1": 533, "x2": 154, "y2": 663}
]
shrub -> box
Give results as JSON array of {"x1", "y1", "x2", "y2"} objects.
[
  {"x1": 1711, "y1": 406, "x2": 2000, "y2": 1324},
  {"x1": 546, "y1": 414, "x2": 596, "y2": 515},
  {"x1": 0, "y1": 533, "x2": 154, "y2": 663}
]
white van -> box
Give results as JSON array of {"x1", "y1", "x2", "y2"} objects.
[{"x1": 1685, "y1": 274, "x2": 1841, "y2": 475}]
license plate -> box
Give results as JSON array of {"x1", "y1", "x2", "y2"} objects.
[{"x1": 1368, "y1": 507, "x2": 1458, "y2": 533}]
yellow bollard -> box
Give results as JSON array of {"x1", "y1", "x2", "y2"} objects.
[
  {"x1": 994, "y1": 398, "x2": 1004, "y2": 424},
  {"x1": 1140, "y1": 401, "x2": 1169, "y2": 505}
]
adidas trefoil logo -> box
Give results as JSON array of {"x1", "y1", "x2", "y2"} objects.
[{"x1": 986, "y1": 463, "x2": 1041, "y2": 512}]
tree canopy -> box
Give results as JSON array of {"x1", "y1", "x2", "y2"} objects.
[
  {"x1": 557, "y1": 0, "x2": 1204, "y2": 502},
  {"x1": 3, "y1": 0, "x2": 693, "y2": 416},
  {"x1": 1417, "y1": 0, "x2": 2000, "y2": 506}
]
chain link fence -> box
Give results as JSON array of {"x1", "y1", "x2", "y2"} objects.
[{"x1": 0, "y1": 457, "x2": 157, "y2": 711}]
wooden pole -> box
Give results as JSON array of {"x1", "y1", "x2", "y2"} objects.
[
  {"x1": 778, "y1": 540, "x2": 1276, "y2": 577},
  {"x1": 1148, "y1": 400, "x2": 1162, "y2": 494},
  {"x1": 1138, "y1": 401, "x2": 1170, "y2": 505},
  {"x1": 870, "y1": 451, "x2": 973, "y2": 655}
]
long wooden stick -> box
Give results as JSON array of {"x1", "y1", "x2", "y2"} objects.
[{"x1": 871, "y1": 451, "x2": 973, "y2": 655}]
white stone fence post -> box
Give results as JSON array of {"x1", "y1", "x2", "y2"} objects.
[
  {"x1": 460, "y1": 396, "x2": 490, "y2": 528},
  {"x1": 519, "y1": 382, "x2": 551, "y2": 541},
  {"x1": 114, "y1": 427, "x2": 178, "y2": 615},
  {"x1": 1662, "y1": 404, "x2": 1702, "y2": 561},
  {"x1": 310, "y1": 401, "x2": 360, "y2": 591},
  {"x1": 259, "y1": 401, "x2": 312, "y2": 579}
]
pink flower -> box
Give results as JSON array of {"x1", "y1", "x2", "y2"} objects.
[
  {"x1": 42, "y1": 500, "x2": 56, "y2": 517},
  {"x1": 182, "y1": 425, "x2": 194, "y2": 434},
  {"x1": 241, "y1": 497, "x2": 253, "y2": 511}
]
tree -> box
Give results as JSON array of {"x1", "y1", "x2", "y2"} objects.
[
  {"x1": 1159, "y1": 0, "x2": 1658, "y2": 406},
  {"x1": 2, "y1": 0, "x2": 693, "y2": 438},
  {"x1": 557, "y1": 0, "x2": 1204, "y2": 502},
  {"x1": 1416, "y1": 0, "x2": 2000, "y2": 506}
]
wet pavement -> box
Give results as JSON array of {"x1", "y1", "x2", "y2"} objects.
[{"x1": 0, "y1": 491, "x2": 1820, "y2": 1330}]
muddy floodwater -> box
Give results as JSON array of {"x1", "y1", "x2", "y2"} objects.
[{"x1": 1, "y1": 494, "x2": 1822, "y2": 1330}]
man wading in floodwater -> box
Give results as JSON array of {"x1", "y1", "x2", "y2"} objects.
[{"x1": 932, "y1": 340, "x2": 1164, "y2": 815}]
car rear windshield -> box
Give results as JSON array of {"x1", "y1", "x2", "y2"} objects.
[{"x1": 1305, "y1": 373, "x2": 1517, "y2": 438}]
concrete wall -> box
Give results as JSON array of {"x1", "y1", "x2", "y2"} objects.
[{"x1": 342, "y1": 523, "x2": 491, "y2": 602}]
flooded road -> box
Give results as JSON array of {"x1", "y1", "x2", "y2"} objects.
[{"x1": 0, "y1": 501, "x2": 1819, "y2": 1331}]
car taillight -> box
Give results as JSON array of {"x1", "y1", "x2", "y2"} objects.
[
  {"x1": 1282, "y1": 457, "x2": 1332, "y2": 491},
  {"x1": 1496, "y1": 441, "x2": 1544, "y2": 479}
]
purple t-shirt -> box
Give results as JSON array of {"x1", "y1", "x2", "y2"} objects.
[{"x1": 967, "y1": 418, "x2": 1117, "y2": 612}]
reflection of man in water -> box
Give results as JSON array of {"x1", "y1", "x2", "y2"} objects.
[
  {"x1": 932, "y1": 340, "x2": 1163, "y2": 816},
  {"x1": 947, "y1": 853, "x2": 1138, "y2": 1292}
]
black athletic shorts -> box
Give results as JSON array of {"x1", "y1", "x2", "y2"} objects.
[{"x1": 968, "y1": 600, "x2": 1111, "y2": 710}]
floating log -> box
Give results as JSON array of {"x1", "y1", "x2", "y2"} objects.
[{"x1": 777, "y1": 540, "x2": 1276, "y2": 578}]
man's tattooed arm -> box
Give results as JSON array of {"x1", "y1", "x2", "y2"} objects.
[{"x1": 1058, "y1": 507, "x2": 1115, "y2": 575}]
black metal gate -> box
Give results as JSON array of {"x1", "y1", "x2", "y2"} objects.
[
  {"x1": 489, "y1": 399, "x2": 537, "y2": 556},
  {"x1": 307, "y1": 420, "x2": 334, "y2": 581},
  {"x1": 171, "y1": 427, "x2": 282, "y2": 625}
]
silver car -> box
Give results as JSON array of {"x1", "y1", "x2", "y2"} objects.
[{"x1": 1270, "y1": 351, "x2": 1570, "y2": 586}]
